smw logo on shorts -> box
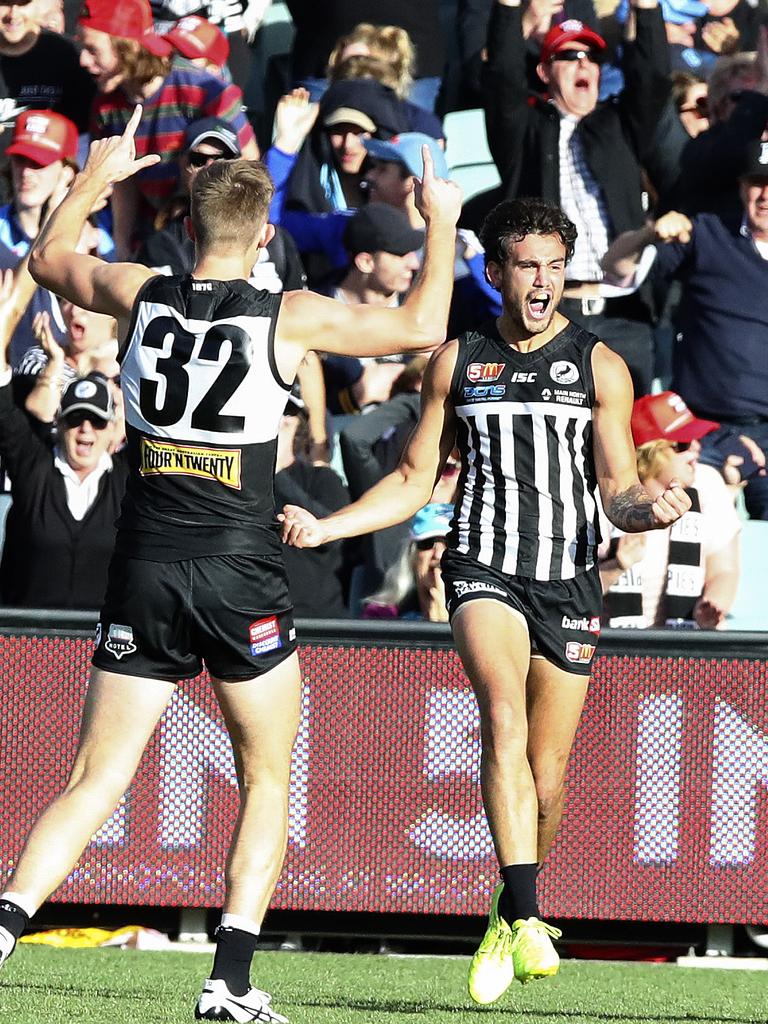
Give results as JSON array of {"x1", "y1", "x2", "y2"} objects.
[
  {"x1": 140, "y1": 437, "x2": 242, "y2": 489},
  {"x1": 565, "y1": 641, "x2": 596, "y2": 665},
  {"x1": 249, "y1": 616, "x2": 282, "y2": 656},
  {"x1": 104, "y1": 623, "x2": 138, "y2": 661}
]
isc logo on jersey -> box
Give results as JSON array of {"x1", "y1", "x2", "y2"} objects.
[
  {"x1": 140, "y1": 437, "x2": 242, "y2": 489},
  {"x1": 467, "y1": 362, "x2": 505, "y2": 382}
]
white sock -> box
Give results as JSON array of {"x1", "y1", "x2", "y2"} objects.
[
  {"x1": 0, "y1": 891, "x2": 37, "y2": 919},
  {"x1": 220, "y1": 913, "x2": 260, "y2": 937}
]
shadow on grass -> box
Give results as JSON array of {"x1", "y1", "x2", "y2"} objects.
[{"x1": 290, "y1": 996, "x2": 761, "y2": 1024}]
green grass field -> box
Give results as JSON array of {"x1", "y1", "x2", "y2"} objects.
[{"x1": 0, "y1": 946, "x2": 766, "y2": 1023}]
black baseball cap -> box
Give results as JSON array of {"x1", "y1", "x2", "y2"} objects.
[
  {"x1": 183, "y1": 116, "x2": 241, "y2": 156},
  {"x1": 740, "y1": 139, "x2": 768, "y2": 179},
  {"x1": 342, "y1": 205, "x2": 424, "y2": 257},
  {"x1": 319, "y1": 80, "x2": 410, "y2": 140},
  {"x1": 59, "y1": 373, "x2": 114, "y2": 422}
]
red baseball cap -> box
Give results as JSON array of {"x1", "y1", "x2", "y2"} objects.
[
  {"x1": 78, "y1": 0, "x2": 172, "y2": 56},
  {"x1": 164, "y1": 15, "x2": 229, "y2": 67},
  {"x1": 6, "y1": 110, "x2": 78, "y2": 167},
  {"x1": 631, "y1": 392, "x2": 720, "y2": 448},
  {"x1": 540, "y1": 19, "x2": 607, "y2": 64}
]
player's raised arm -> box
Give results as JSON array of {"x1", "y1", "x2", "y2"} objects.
[
  {"x1": 280, "y1": 340, "x2": 459, "y2": 548},
  {"x1": 29, "y1": 105, "x2": 159, "y2": 320},
  {"x1": 591, "y1": 342, "x2": 691, "y2": 531},
  {"x1": 276, "y1": 146, "x2": 463, "y2": 361}
]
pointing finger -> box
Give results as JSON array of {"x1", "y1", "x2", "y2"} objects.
[
  {"x1": 124, "y1": 104, "x2": 143, "y2": 142},
  {"x1": 421, "y1": 144, "x2": 434, "y2": 182}
]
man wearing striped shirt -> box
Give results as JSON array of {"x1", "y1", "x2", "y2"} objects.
[{"x1": 281, "y1": 197, "x2": 690, "y2": 1007}]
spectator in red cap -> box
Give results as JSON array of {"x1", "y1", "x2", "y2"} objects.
[
  {"x1": 0, "y1": 0, "x2": 94, "y2": 133},
  {"x1": 599, "y1": 391, "x2": 743, "y2": 630},
  {"x1": 480, "y1": 0, "x2": 671, "y2": 397},
  {"x1": 0, "y1": 111, "x2": 79, "y2": 366},
  {"x1": 77, "y1": 0, "x2": 258, "y2": 257},
  {"x1": 163, "y1": 15, "x2": 229, "y2": 76}
]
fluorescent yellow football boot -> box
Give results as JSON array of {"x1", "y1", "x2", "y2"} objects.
[
  {"x1": 467, "y1": 884, "x2": 515, "y2": 1004},
  {"x1": 509, "y1": 916, "x2": 562, "y2": 983}
]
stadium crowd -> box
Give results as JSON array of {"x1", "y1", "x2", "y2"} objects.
[{"x1": 0, "y1": 0, "x2": 765, "y2": 627}]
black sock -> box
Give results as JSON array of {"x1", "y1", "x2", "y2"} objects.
[
  {"x1": 0, "y1": 900, "x2": 29, "y2": 941},
  {"x1": 499, "y1": 864, "x2": 539, "y2": 925},
  {"x1": 210, "y1": 926, "x2": 258, "y2": 996}
]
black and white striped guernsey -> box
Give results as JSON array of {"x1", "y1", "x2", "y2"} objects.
[
  {"x1": 116, "y1": 274, "x2": 290, "y2": 562},
  {"x1": 447, "y1": 320, "x2": 602, "y2": 581}
]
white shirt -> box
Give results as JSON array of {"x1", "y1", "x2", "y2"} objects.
[
  {"x1": 557, "y1": 112, "x2": 611, "y2": 282},
  {"x1": 53, "y1": 449, "x2": 113, "y2": 521}
]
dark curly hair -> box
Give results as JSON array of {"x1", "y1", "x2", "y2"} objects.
[{"x1": 479, "y1": 198, "x2": 577, "y2": 267}]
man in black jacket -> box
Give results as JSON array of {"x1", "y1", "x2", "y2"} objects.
[
  {"x1": 482, "y1": 0, "x2": 670, "y2": 395},
  {"x1": 0, "y1": 364, "x2": 126, "y2": 609}
]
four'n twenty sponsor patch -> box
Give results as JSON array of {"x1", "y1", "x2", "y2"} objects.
[{"x1": 140, "y1": 437, "x2": 242, "y2": 489}]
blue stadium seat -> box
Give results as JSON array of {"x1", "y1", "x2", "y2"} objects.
[
  {"x1": 443, "y1": 109, "x2": 501, "y2": 202},
  {"x1": 726, "y1": 520, "x2": 768, "y2": 631}
]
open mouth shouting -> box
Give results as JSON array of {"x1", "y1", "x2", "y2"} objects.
[{"x1": 526, "y1": 291, "x2": 553, "y2": 322}]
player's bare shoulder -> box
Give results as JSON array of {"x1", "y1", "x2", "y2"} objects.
[
  {"x1": 590, "y1": 340, "x2": 634, "y2": 407},
  {"x1": 423, "y1": 337, "x2": 460, "y2": 399}
]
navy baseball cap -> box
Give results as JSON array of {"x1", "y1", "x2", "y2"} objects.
[
  {"x1": 343, "y1": 205, "x2": 424, "y2": 256},
  {"x1": 364, "y1": 133, "x2": 449, "y2": 179},
  {"x1": 59, "y1": 374, "x2": 114, "y2": 422},
  {"x1": 183, "y1": 117, "x2": 241, "y2": 156},
  {"x1": 740, "y1": 139, "x2": 768, "y2": 179}
]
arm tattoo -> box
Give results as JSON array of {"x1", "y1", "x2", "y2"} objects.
[{"x1": 607, "y1": 485, "x2": 656, "y2": 533}]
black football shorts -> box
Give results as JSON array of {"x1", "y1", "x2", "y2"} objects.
[
  {"x1": 92, "y1": 551, "x2": 297, "y2": 682},
  {"x1": 441, "y1": 549, "x2": 602, "y2": 676}
]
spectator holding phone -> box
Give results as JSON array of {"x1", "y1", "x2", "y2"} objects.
[
  {"x1": 600, "y1": 392, "x2": 742, "y2": 630},
  {"x1": 601, "y1": 139, "x2": 768, "y2": 518}
]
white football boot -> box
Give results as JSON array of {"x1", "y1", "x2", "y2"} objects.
[
  {"x1": 0, "y1": 925, "x2": 16, "y2": 970},
  {"x1": 195, "y1": 979, "x2": 289, "y2": 1023}
]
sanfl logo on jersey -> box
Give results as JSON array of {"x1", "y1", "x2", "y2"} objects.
[{"x1": 550, "y1": 361, "x2": 579, "y2": 385}]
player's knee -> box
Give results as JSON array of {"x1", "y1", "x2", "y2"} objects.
[
  {"x1": 479, "y1": 701, "x2": 528, "y2": 759},
  {"x1": 532, "y1": 766, "x2": 567, "y2": 820},
  {"x1": 64, "y1": 761, "x2": 133, "y2": 807}
]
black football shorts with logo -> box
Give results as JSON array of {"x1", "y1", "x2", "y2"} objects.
[
  {"x1": 92, "y1": 551, "x2": 297, "y2": 682},
  {"x1": 441, "y1": 550, "x2": 603, "y2": 676}
]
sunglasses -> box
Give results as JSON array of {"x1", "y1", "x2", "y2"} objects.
[
  {"x1": 670, "y1": 441, "x2": 692, "y2": 452},
  {"x1": 61, "y1": 411, "x2": 110, "y2": 430},
  {"x1": 679, "y1": 96, "x2": 708, "y2": 118},
  {"x1": 187, "y1": 150, "x2": 236, "y2": 168},
  {"x1": 414, "y1": 537, "x2": 444, "y2": 551},
  {"x1": 549, "y1": 49, "x2": 604, "y2": 65}
]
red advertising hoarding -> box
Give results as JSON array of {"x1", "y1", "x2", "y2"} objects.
[{"x1": 0, "y1": 631, "x2": 766, "y2": 922}]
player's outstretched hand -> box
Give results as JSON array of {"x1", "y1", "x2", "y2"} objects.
[
  {"x1": 413, "y1": 145, "x2": 462, "y2": 229},
  {"x1": 279, "y1": 504, "x2": 329, "y2": 548},
  {"x1": 82, "y1": 105, "x2": 161, "y2": 187},
  {"x1": 650, "y1": 479, "x2": 691, "y2": 526}
]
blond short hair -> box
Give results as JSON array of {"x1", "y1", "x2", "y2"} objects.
[
  {"x1": 636, "y1": 440, "x2": 676, "y2": 484},
  {"x1": 190, "y1": 159, "x2": 274, "y2": 252}
]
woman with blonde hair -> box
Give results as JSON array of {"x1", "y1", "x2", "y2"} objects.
[
  {"x1": 327, "y1": 23, "x2": 415, "y2": 99},
  {"x1": 600, "y1": 392, "x2": 743, "y2": 630}
]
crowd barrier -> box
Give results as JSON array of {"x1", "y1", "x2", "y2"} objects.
[{"x1": 0, "y1": 612, "x2": 766, "y2": 924}]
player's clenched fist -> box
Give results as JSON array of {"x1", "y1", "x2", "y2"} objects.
[
  {"x1": 650, "y1": 479, "x2": 691, "y2": 526},
  {"x1": 279, "y1": 504, "x2": 329, "y2": 548}
]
